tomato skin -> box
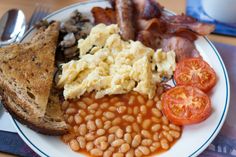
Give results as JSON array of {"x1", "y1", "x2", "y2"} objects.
[
  {"x1": 162, "y1": 86, "x2": 211, "y2": 125},
  {"x1": 174, "y1": 58, "x2": 217, "y2": 92}
]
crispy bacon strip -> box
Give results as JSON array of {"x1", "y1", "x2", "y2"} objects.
[{"x1": 91, "y1": 7, "x2": 116, "y2": 25}]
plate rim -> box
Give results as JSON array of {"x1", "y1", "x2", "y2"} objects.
[{"x1": 11, "y1": 0, "x2": 230, "y2": 157}]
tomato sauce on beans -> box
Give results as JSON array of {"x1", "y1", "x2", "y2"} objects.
[{"x1": 61, "y1": 91, "x2": 182, "y2": 157}]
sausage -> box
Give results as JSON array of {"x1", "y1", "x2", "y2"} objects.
[{"x1": 115, "y1": 0, "x2": 135, "y2": 40}]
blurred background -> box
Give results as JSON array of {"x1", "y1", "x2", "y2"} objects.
[{"x1": 0, "y1": 0, "x2": 235, "y2": 46}]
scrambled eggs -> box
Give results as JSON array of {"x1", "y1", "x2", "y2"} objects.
[{"x1": 58, "y1": 24, "x2": 176, "y2": 99}]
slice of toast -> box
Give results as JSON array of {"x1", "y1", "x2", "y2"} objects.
[
  {"x1": 0, "y1": 88, "x2": 68, "y2": 135},
  {"x1": 0, "y1": 22, "x2": 68, "y2": 135}
]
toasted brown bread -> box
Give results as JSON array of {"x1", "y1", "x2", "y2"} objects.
[
  {"x1": 0, "y1": 88, "x2": 68, "y2": 135},
  {"x1": 0, "y1": 22, "x2": 68, "y2": 135}
]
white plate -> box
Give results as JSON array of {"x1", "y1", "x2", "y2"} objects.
[{"x1": 11, "y1": 0, "x2": 230, "y2": 157}]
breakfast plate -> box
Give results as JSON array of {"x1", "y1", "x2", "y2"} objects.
[{"x1": 10, "y1": 0, "x2": 230, "y2": 157}]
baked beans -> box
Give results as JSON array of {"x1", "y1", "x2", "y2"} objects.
[{"x1": 61, "y1": 92, "x2": 182, "y2": 156}]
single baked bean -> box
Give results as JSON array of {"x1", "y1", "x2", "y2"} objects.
[
  {"x1": 66, "y1": 108, "x2": 77, "y2": 115},
  {"x1": 109, "y1": 126, "x2": 120, "y2": 134},
  {"x1": 150, "y1": 146, "x2": 156, "y2": 152},
  {"x1": 78, "y1": 109, "x2": 86, "y2": 117},
  {"x1": 141, "y1": 130, "x2": 152, "y2": 139},
  {"x1": 87, "y1": 120, "x2": 96, "y2": 131},
  {"x1": 128, "y1": 96, "x2": 135, "y2": 105},
  {"x1": 85, "y1": 132, "x2": 96, "y2": 141},
  {"x1": 122, "y1": 115, "x2": 135, "y2": 122},
  {"x1": 169, "y1": 124, "x2": 181, "y2": 131},
  {"x1": 134, "y1": 148, "x2": 143, "y2": 157},
  {"x1": 62, "y1": 134, "x2": 75, "y2": 143},
  {"x1": 117, "y1": 106, "x2": 127, "y2": 114},
  {"x1": 140, "y1": 105, "x2": 147, "y2": 115},
  {"x1": 100, "y1": 102, "x2": 109, "y2": 109},
  {"x1": 151, "y1": 124, "x2": 161, "y2": 132},
  {"x1": 103, "y1": 150, "x2": 112, "y2": 157},
  {"x1": 95, "y1": 118, "x2": 103, "y2": 128},
  {"x1": 160, "y1": 138, "x2": 169, "y2": 150},
  {"x1": 138, "y1": 146, "x2": 150, "y2": 155},
  {"x1": 169, "y1": 130, "x2": 181, "y2": 139},
  {"x1": 142, "y1": 119, "x2": 151, "y2": 129},
  {"x1": 137, "y1": 115, "x2": 143, "y2": 124},
  {"x1": 120, "y1": 143, "x2": 130, "y2": 153},
  {"x1": 79, "y1": 124, "x2": 87, "y2": 136},
  {"x1": 89, "y1": 109, "x2": 96, "y2": 114},
  {"x1": 132, "y1": 123, "x2": 140, "y2": 133},
  {"x1": 110, "y1": 97, "x2": 119, "y2": 103},
  {"x1": 112, "y1": 117, "x2": 122, "y2": 125},
  {"x1": 77, "y1": 101, "x2": 86, "y2": 109},
  {"x1": 85, "y1": 114, "x2": 94, "y2": 121},
  {"x1": 111, "y1": 139, "x2": 125, "y2": 147},
  {"x1": 82, "y1": 97, "x2": 93, "y2": 105},
  {"x1": 104, "y1": 111, "x2": 115, "y2": 119},
  {"x1": 69, "y1": 139, "x2": 80, "y2": 151},
  {"x1": 88, "y1": 103, "x2": 98, "y2": 110},
  {"x1": 126, "y1": 149, "x2": 134, "y2": 157},
  {"x1": 108, "y1": 134, "x2": 115, "y2": 143},
  {"x1": 86, "y1": 142, "x2": 94, "y2": 151},
  {"x1": 141, "y1": 139, "x2": 152, "y2": 146},
  {"x1": 133, "y1": 106, "x2": 139, "y2": 115},
  {"x1": 95, "y1": 110, "x2": 103, "y2": 117},
  {"x1": 108, "y1": 146, "x2": 115, "y2": 152},
  {"x1": 162, "y1": 116, "x2": 169, "y2": 125},
  {"x1": 102, "y1": 116, "x2": 107, "y2": 122},
  {"x1": 152, "y1": 142, "x2": 161, "y2": 149},
  {"x1": 152, "y1": 108, "x2": 162, "y2": 118},
  {"x1": 104, "y1": 121, "x2": 112, "y2": 130},
  {"x1": 154, "y1": 96, "x2": 159, "y2": 102},
  {"x1": 99, "y1": 141, "x2": 109, "y2": 150},
  {"x1": 108, "y1": 106, "x2": 116, "y2": 112},
  {"x1": 115, "y1": 102, "x2": 125, "y2": 107},
  {"x1": 67, "y1": 115, "x2": 74, "y2": 124},
  {"x1": 162, "y1": 125, "x2": 170, "y2": 131},
  {"x1": 95, "y1": 136, "x2": 107, "y2": 143},
  {"x1": 97, "y1": 129, "x2": 106, "y2": 136},
  {"x1": 74, "y1": 113, "x2": 82, "y2": 124},
  {"x1": 156, "y1": 101, "x2": 162, "y2": 110},
  {"x1": 77, "y1": 136, "x2": 86, "y2": 149},
  {"x1": 90, "y1": 148, "x2": 103, "y2": 156},
  {"x1": 124, "y1": 133, "x2": 132, "y2": 144},
  {"x1": 153, "y1": 132, "x2": 159, "y2": 141},
  {"x1": 126, "y1": 126, "x2": 132, "y2": 133},
  {"x1": 137, "y1": 95, "x2": 145, "y2": 104},
  {"x1": 146, "y1": 100, "x2": 154, "y2": 107},
  {"x1": 151, "y1": 117, "x2": 161, "y2": 123},
  {"x1": 115, "y1": 128, "x2": 124, "y2": 138},
  {"x1": 113, "y1": 153, "x2": 124, "y2": 157},
  {"x1": 131, "y1": 135, "x2": 141, "y2": 148}
]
